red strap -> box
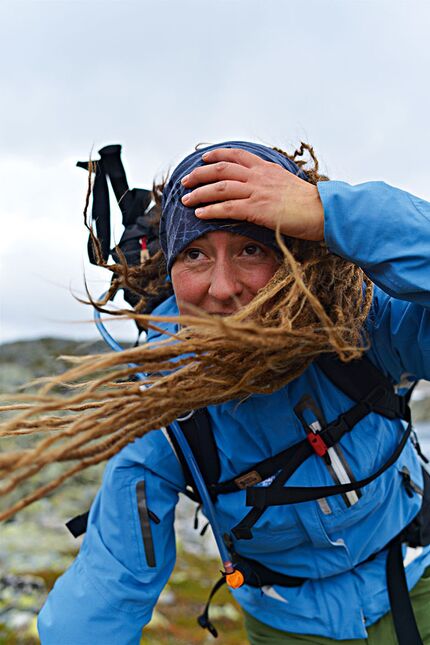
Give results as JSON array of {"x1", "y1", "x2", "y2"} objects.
[{"x1": 306, "y1": 432, "x2": 328, "y2": 457}]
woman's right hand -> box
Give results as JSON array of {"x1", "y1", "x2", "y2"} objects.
[{"x1": 181, "y1": 147, "x2": 325, "y2": 242}]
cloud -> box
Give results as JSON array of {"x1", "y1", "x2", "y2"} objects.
[{"x1": 1, "y1": 0, "x2": 429, "y2": 341}]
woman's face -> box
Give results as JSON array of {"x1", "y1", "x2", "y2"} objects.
[{"x1": 171, "y1": 231, "x2": 280, "y2": 315}]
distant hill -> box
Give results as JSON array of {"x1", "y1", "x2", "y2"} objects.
[
  {"x1": 0, "y1": 337, "x2": 128, "y2": 393},
  {"x1": 1, "y1": 338, "x2": 429, "y2": 421}
]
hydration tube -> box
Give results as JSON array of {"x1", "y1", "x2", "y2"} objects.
[
  {"x1": 93, "y1": 297, "x2": 234, "y2": 574},
  {"x1": 93, "y1": 300, "x2": 146, "y2": 380}
]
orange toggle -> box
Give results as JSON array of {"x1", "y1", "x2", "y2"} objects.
[{"x1": 226, "y1": 569, "x2": 245, "y2": 589}]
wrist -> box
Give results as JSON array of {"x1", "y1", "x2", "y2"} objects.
[
  {"x1": 305, "y1": 186, "x2": 325, "y2": 241},
  {"x1": 281, "y1": 182, "x2": 324, "y2": 241}
]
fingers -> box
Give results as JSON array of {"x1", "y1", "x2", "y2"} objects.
[
  {"x1": 194, "y1": 198, "x2": 250, "y2": 220},
  {"x1": 182, "y1": 161, "x2": 248, "y2": 188},
  {"x1": 201, "y1": 147, "x2": 267, "y2": 169},
  {"x1": 179, "y1": 148, "x2": 274, "y2": 227},
  {"x1": 182, "y1": 180, "x2": 250, "y2": 207}
]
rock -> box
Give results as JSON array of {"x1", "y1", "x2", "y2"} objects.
[{"x1": 6, "y1": 610, "x2": 35, "y2": 631}]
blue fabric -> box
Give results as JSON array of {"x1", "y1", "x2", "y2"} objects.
[
  {"x1": 39, "y1": 180, "x2": 430, "y2": 643},
  {"x1": 160, "y1": 141, "x2": 308, "y2": 272}
]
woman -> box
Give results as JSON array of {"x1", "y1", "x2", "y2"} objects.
[{"x1": 30, "y1": 141, "x2": 430, "y2": 642}]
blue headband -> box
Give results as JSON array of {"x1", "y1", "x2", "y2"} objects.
[{"x1": 160, "y1": 141, "x2": 308, "y2": 273}]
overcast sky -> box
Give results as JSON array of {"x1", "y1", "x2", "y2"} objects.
[{"x1": 1, "y1": 0, "x2": 429, "y2": 344}]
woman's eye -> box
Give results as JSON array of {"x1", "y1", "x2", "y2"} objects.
[
  {"x1": 185, "y1": 248, "x2": 204, "y2": 260},
  {"x1": 242, "y1": 244, "x2": 263, "y2": 257}
]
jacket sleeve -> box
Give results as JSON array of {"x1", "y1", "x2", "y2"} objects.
[
  {"x1": 38, "y1": 430, "x2": 185, "y2": 645},
  {"x1": 318, "y1": 180, "x2": 430, "y2": 382}
]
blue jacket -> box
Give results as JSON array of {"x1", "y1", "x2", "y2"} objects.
[{"x1": 38, "y1": 181, "x2": 430, "y2": 643}]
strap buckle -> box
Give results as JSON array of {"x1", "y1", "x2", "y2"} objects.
[{"x1": 306, "y1": 431, "x2": 328, "y2": 457}]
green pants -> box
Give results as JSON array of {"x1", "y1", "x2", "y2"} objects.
[{"x1": 244, "y1": 567, "x2": 430, "y2": 644}]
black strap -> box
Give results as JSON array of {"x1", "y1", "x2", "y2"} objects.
[
  {"x1": 169, "y1": 355, "x2": 410, "y2": 513},
  {"x1": 233, "y1": 553, "x2": 307, "y2": 588},
  {"x1": 232, "y1": 440, "x2": 312, "y2": 539},
  {"x1": 214, "y1": 382, "x2": 407, "y2": 501},
  {"x1": 232, "y1": 507, "x2": 265, "y2": 540},
  {"x1": 197, "y1": 576, "x2": 226, "y2": 638},
  {"x1": 213, "y1": 438, "x2": 311, "y2": 496},
  {"x1": 197, "y1": 537, "x2": 425, "y2": 641},
  {"x1": 65, "y1": 511, "x2": 89, "y2": 538},
  {"x1": 386, "y1": 537, "x2": 423, "y2": 645},
  {"x1": 168, "y1": 409, "x2": 221, "y2": 503},
  {"x1": 231, "y1": 387, "x2": 407, "y2": 537},
  {"x1": 316, "y1": 354, "x2": 402, "y2": 416},
  {"x1": 247, "y1": 424, "x2": 412, "y2": 508},
  {"x1": 78, "y1": 159, "x2": 111, "y2": 264},
  {"x1": 197, "y1": 555, "x2": 308, "y2": 638}
]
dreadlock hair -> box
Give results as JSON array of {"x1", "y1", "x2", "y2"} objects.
[{"x1": 0, "y1": 142, "x2": 373, "y2": 521}]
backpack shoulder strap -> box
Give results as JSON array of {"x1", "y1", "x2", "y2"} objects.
[
  {"x1": 167, "y1": 408, "x2": 221, "y2": 502},
  {"x1": 66, "y1": 409, "x2": 219, "y2": 536},
  {"x1": 315, "y1": 353, "x2": 409, "y2": 420}
]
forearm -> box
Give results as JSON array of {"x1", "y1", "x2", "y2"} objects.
[
  {"x1": 38, "y1": 558, "x2": 149, "y2": 645},
  {"x1": 318, "y1": 179, "x2": 430, "y2": 381},
  {"x1": 38, "y1": 434, "x2": 183, "y2": 644},
  {"x1": 319, "y1": 180, "x2": 430, "y2": 307}
]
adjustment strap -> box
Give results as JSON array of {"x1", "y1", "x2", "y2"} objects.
[
  {"x1": 197, "y1": 576, "x2": 226, "y2": 638},
  {"x1": 213, "y1": 439, "x2": 310, "y2": 495},
  {"x1": 66, "y1": 511, "x2": 89, "y2": 538},
  {"x1": 316, "y1": 355, "x2": 410, "y2": 420},
  {"x1": 247, "y1": 424, "x2": 412, "y2": 507},
  {"x1": 231, "y1": 442, "x2": 312, "y2": 539},
  {"x1": 232, "y1": 507, "x2": 265, "y2": 540},
  {"x1": 233, "y1": 553, "x2": 307, "y2": 588},
  {"x1": 320, "y1": 385, "x2": 393, "y2": 449},
  {"x1": 386, "y1": 537, "x2": 423, "y2": 645},
  {"x1": 215, "y1": 384, "x2": 404, "y2": 497}
]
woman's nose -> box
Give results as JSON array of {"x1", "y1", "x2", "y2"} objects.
[{"x1": 207, "y1": 260, "x2": 243, "y2": 302}]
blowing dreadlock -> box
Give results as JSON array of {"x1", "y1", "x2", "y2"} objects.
[{"x1": 0, "y1": 142, "x2": 373, "y2": 521}]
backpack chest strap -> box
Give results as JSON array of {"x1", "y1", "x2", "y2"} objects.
[
  {"x1": 246, "y1": 422, "x2": 412, "y2": 508},
  {"x1": 213, "y1": 383, "x2": 407, "y2": 498}
]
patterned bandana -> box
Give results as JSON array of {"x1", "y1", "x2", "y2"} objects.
[{"x1": 160, "y1": 141, "x2": 308, "y2": 273}]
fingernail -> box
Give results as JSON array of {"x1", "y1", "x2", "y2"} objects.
[
  {"x1": 202, "y1": 152, "x2": 210, "y2": 160},
  {"x1": 181, "y1": 194, "x2": 190, "y2": 204},
  {"x1": 195, "y1": 208, "x2": 205, "y2": 216},
  {"x1": 181, "y1": 174, "x2": 189, "y2": 184}
]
